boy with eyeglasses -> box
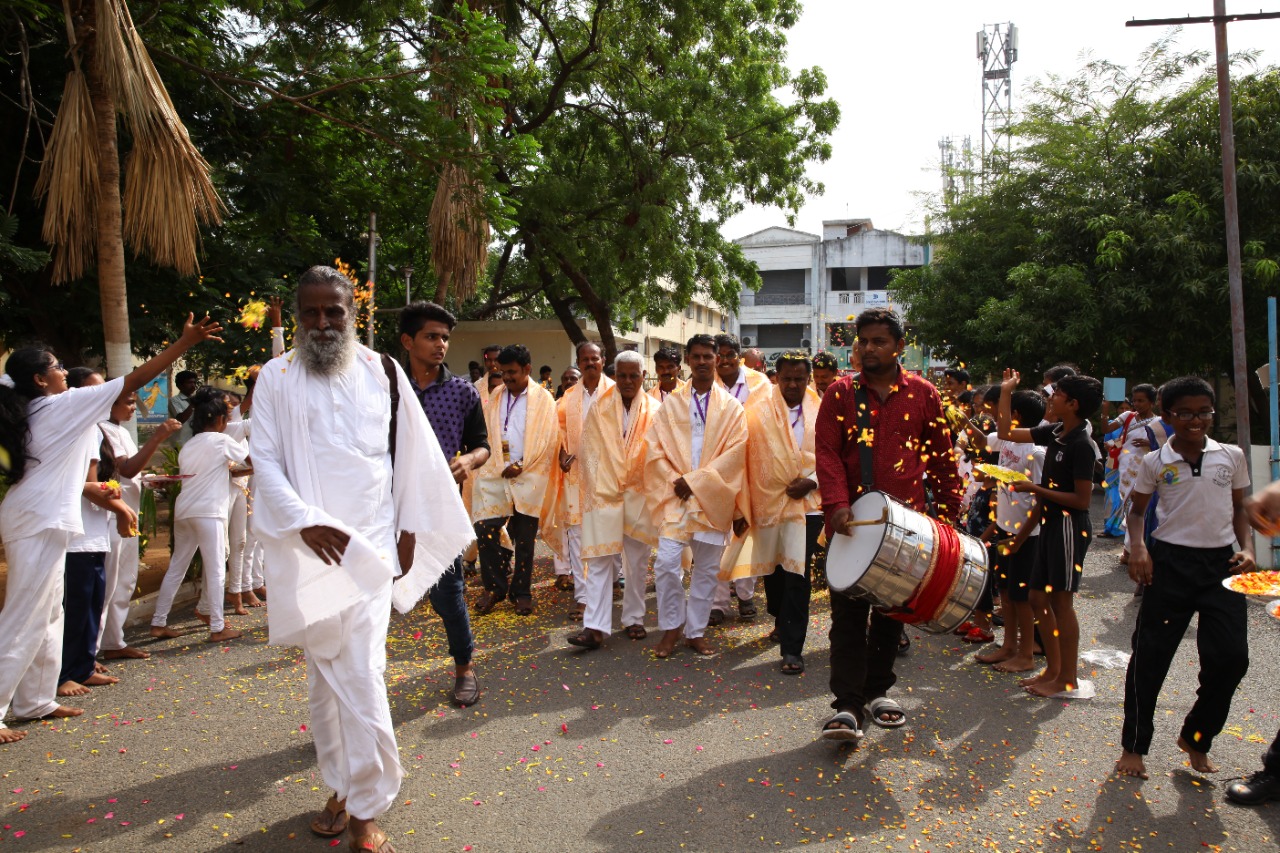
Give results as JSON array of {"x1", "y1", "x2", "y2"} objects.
[{"x1": 1114, "y1": 376, "x2": 1252, "y2": 781}]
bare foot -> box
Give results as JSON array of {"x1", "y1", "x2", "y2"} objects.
[
  {"x1": 150, "y1": 626, "x2": 184, "y2": 639},
  {"x1": 48, "y1": 705, "x2": 84, "y2": 718},
  {"x1": 57, "y1": 680, "x2": 90, "y2": 697},
  {"x1": 1019, "y1": 670, "x2": 1050, "y2": 688},
  {"x1": 1177, "y1": 737, "x2": 1219, "y2": 773},
  {"x1": 685, "y1": 637, "x2": 716, "y2": 656},
  {"x1": 975, "y1": 647, "x2": 1014, "y2": 664},
  {"x1": 233, "y1": 605, "x2": 250, "y2": 616},
  {"x1": 0, "y1": 729, "x2": 27, "y2": 743},
  {"x1": 207, "y1": 628, "x2": 243, "y2": 643},
  {"x1": 195, "y1": 611, "x2": 211, "y2": 626},
  {"x1": 94, "y1": 662, "x2": 109, "y2": 674},
  {"x1": 1025, "y1": 679, "x2": 1072, "y2": 697},
  {"x1": 1115, "y1": 750, "x2": 1149, "y2": 779},
  {"x1": 993, "y1": 656, "x2": 1037, "y2": 673},
  {"x1": 252, "y1": 586, "x2": 267, "y2": 602},
  {"x1": 83, "y1": 672, "x2": 119, "y2": 687},
  {"x1": 102, "y1": 646, "x2": 150, "y2": 660},
  {"x1": 653, "y1": 628, "x2": 682, "y2": 658},
  {"x1": 244, "y1": 592, "x2": 264, "y2": 607}
]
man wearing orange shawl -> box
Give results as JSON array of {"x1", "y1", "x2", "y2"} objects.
[
  {"x1": 711, "y1": 332, "x2": 771, "y2": 624},
  {"x1": 721, "y1": 353, "x2": 823, "y2": 675},
  {"x1": 566, "y1": 352, "x2": 657, "y2": 649},
  {"x1": 645, "y1": 334, "x2": 749, "y2": 657},
  {"x1": 556, "y1": 342, "x2": 615, "y2": 613},
  {"x1": 648, "y1": 346, "x2": 685, "y2": 404},
  {"x1": 473, "y1": 344, "x2": 562, "y2": 616}
]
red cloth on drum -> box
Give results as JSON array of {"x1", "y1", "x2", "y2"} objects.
[
  {"x1": 889, "y1": 517, "x2": 964, "y2": 626},
  {"x1": 814, "y1": 367, "x2": 963, "y2": 537}
]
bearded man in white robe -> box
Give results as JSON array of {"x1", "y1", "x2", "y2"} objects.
[{"x1": 250, "y1": 266, "x2": 471, "y2": 853}]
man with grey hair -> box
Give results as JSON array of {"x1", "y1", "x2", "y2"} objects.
[
  {"x1": 251, "y1": 265, "x2": 472, "y2": 853},
  {"x1": 567, "y1": 350, "x2": 657, "y2": 649}
]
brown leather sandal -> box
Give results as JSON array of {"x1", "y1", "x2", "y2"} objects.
[
  {"x1": 309, "y1": 794, "x2": 348, "y2": 838},
  {"x1": 349, "y1": 827, "x2": 396, "y2": 852}
]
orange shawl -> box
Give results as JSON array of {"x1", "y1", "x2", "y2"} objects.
[
  {"x1": 580, "y1": 385, "x2": 658, "y2": 558},
  {"x1": 557, "y1": 375, "x2": 615, "y2": 527}
]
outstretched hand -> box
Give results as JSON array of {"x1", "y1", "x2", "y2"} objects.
[
  {"x1": 268, "y1": 296, "x2": 283, "y2": 328},
  {"x1": 1001, "y1": 368, "x2": 1020, "y2": 394},
  {"x1": 181, "y1": 313, "x2": 224, "y2": 345}
]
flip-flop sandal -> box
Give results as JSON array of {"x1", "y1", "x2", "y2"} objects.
[
  {"x1": 514, "y1": 597, "x2": 534, "y2": 616},
  {"x1": 897, "y1": 634, "x2": 911, "y2": 656},
  {"x1": 867, "y1": 696, "x2": 907, "y2": 728},
  {"x1": 310, "y1": 795, "x2": 348, "y2": 837},
  {"x1": 349, "y1": 827, "x2": 396, "y2": 852},
  {"x1": 567, "y1": 629, "x2": 602, "y2": 650},
  {"x1": 452, "y1": 672, "x2": 481, "y2": 707},
  {"x1": 781, "y1": 654, "x2": 805, "y2": 675},
  {"x1": 707, "y1": 609, "x2": 725, "y2": 627},
  {"x1": 820, "y1": 710, "x2": 864, "y2": 742},
  {"x1": 626, "y1": 624, "x2": 648, "y2": 640}
]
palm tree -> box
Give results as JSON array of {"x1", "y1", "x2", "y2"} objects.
[{"x1": 35, "y1": 0, "x2": 221, "y2": 379}]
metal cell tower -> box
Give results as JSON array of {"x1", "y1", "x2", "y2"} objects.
[{"x1": 977, "y1": 22, "x2": 1018, "y2": 171}]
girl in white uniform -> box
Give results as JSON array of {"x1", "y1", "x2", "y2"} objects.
[
  {"x1": 150, "y1": 388, "x2": 250, "y2": 643},
  {"x1": 0, "y1": 314, "x2": 222, "y2": 744}
]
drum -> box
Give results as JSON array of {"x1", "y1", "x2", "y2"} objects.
[{"x1": 826, "y1": 490, "x2": 988, "y2": 634}]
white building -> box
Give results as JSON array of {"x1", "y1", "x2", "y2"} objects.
[{"x1": 734, "y1": 219, "x2": 934, "y2": 371}]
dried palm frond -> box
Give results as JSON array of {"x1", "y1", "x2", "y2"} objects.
[
  {"x1": 97, "y1": 0, "x2": 222, "y2": 275},
  {"x1": 429, "y1": 162, "x2": 491, "y2": 304},
  {"x1": 34, "y1": 69, "x2": 99, "y2": 284}
]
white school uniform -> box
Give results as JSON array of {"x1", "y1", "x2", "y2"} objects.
[{"x1": 98, "y1": 421, "x2": 142, "y2": 652}]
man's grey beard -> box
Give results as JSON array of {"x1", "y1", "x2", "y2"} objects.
[{"x1": 296, "y1": 325, "x2": 356, "y2": 375}]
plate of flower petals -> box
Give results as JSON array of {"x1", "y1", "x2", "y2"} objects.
[
  {"x1": 1222, "y1": 571, "x2": 1280, "y2": 597},
  {"x1": 142, "y1": 473, "x2": 193, "y2": 487},
  {"x1": 975, "y1": 463, "x2": 1029, "y2": 484}
]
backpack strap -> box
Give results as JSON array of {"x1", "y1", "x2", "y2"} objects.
[
  {"x1": 853, "y1": 374, "x2": 874, "y2": 491},
  {"x1": 381, "y1": 353, "x2": 400, "y2": 467}
]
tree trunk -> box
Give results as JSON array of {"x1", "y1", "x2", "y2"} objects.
[
  {"x1": 85, "y1": 3, "x2": 131, "y2": 384},
  {"x1": 556, "y1": 255, "x2": 618, "y2": 362}
]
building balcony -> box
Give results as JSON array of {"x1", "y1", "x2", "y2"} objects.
[{"x1": 753, "y1": 292, "x2": 808, "y2": 306}]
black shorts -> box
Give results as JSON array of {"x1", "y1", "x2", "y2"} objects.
[
  {"x1": 1031, "y1": 508, "x2": 1091, "y2": 594},
  {"x1": 993, "y1": 537, "x2": 1037, "y2": 602}
]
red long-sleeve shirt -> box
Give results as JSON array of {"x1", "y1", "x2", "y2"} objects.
[{"x1": 815, "y1": 368, "x2": 963, "y2": 533}]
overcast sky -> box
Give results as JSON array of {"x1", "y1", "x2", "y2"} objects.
[{"x1": 723, "y1": 0, "x2": 1277, "y2": 241}]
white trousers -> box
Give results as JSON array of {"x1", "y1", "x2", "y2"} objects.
[
  {"x1": 153, "y1": 517, "x2": 227, "y2": 633},
  {"x1": 714, "y1": 576, "x2": 756, "y2": 609},
  {"x1": 99, "y1": 529, "x2": 140, "y2": 652},
  {"x1": 227, "y1": 485, "x2": 252, "y2": 593},
  {"x1": 0, "y1": 530, "x2": 73, "y2": 724},
  {"x1": 653, "y1": 537, "x2": 724, "y2": 639},
  {"x1": 306, "y1": 582, "x2": 402, "y2": 820},
  {"x1": 583, "y1": 536, "x2": 651, "y2": 633},
  {"x1": 563, "y1": 525, "x2": 586, "y2": 603}
]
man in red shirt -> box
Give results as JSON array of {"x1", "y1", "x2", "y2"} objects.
[{"x1": 815, "y1": 307, "x2": 962, "y2": 740}]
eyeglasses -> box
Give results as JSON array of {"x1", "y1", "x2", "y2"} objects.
[
  {"x1": 46, "y1": 361, "x2": 65, "y2": 373},
  {"x1": 1170, "y1": 410, "x2": 1215, "y2": 422}
]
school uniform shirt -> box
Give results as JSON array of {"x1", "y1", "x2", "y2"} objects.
[
  {"x1": 1028, "y1": 422, "x2": 1095, "y2": 521},
  {"x1": 174, "y1": 432, "x2": 249, "y2": 522},
  {"x1": 986, "y1": 433, "x2": 1044, "y2": 537},
  {"x1": 0, "y1": 376, "x2": 125, "y2": 543},
  {"x1": 1133, "y1": 438, "x2": 1249, "y2": 549},
  {"x1": 99, "y1": 421, "x2": 142, "y2": 512},
  {"x1": 68, "y1": 445, "x2": 112, "y2": 554}
]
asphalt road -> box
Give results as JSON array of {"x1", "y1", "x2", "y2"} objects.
[{"x1": 3, "y1": 500, "x2": 1280, "y2": 852}]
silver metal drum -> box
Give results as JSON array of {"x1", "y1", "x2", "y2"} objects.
[{"x1": 825, "y1": 490, "x2": 989, "y2": 634}]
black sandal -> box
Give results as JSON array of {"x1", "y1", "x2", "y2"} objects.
[
  {"x1": 567, "y1": 629, "x2": 602, "y2": 650},
  {"x1": 781, "y1": 654, "x2": 805, "y2": 675},
  {"x1": 452, "y1": 672, "x2": 481, "y2": 707}
]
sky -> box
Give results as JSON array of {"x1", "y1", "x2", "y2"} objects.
[{"x1": 723, "y1": 0, "x2": 1277, "y2": 242}]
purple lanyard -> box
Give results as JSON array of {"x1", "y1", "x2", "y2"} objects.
[
  {"x1": 791, "y1": 404, "x2": 803, "y2": 429},
  {"x1": 693, "y1": 391, "x2": 709, "y2": 427},
  {"x1": 733, "y1": 382, "x2": 747, "y2": 402},
  {"x1": 504, "y1": 389, "x2": 524, "y2": 430}
]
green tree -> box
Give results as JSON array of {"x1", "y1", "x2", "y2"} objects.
[{"x1": 894, "y1": 40, "x2": 1280, "y2": 387}]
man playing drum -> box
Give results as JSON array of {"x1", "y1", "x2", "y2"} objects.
[{"x1": 814, "y1": 307, "x2": 963, "y2": 740}]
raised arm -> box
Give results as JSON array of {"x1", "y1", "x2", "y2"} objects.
[
  {"x1": 114, "y1": 419, "x2": 181, "y2": 478},
  {"x1": 123, "y1": 314, "x2": 223, "y2": 396},
  {"x1": 997, "y1": 368, "x2": 1034, "y2": 443},
  {"x1": 269, "y1": 296, "x2": 286, "y2": 359}
]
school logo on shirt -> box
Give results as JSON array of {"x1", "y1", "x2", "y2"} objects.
[
  {"x1": 1213, "y1": 465, "x2": 1233, "y2": 488},
  {"x1": 1159, "y1": 464, "x2": 1179, "y2": 486}
]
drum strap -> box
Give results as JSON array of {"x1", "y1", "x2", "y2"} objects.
[{"x1": 854, "y1": 381, "x2": 874, "y2": 491}]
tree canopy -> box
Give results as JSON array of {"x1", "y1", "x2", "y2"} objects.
[{"x1": 893, "y1": 40, "x2": 1280, "y2": 385}]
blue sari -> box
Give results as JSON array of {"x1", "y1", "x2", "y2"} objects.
[{"x1": 1102, "y1": 425, "x2": 1125, "y2": 536}]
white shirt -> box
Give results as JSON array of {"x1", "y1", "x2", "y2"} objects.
[
  {"x1": 1134, "y1": 437, "x2": 1250, "y2": 549},
  {"x1": 0, "y1": 376, "x2": 124, "y2": 542},
  {"x1": 728, "y1": 367, "x2": 750, "y2": 405},
  {"x1": 986, "y1": 433, "x2": 1044, "y2": 537},
  {"x1": 175, "y1": 431, "x2": 249, "y2": 521},
  {"x1": 688, "y1": 388, "x2": 726, "y2": 546},
  {"x1": 581, "y1": 382, "x2": 601, "y2": 423},
  {"x1": 501, "y1": 386, "x2": 529, "y2": 464},
  {"x1": 68, "y1": 445, "x2": 111, "y2": 553},
  {"x1": 226, "y1": 405, "x2": 251, "y2": 488},
  {"x1": 788, "y1": 401, "x2": 823, "y2": 517},
  {"x1": 99, "y1": 420, "x2": 141, "y2": 511}
]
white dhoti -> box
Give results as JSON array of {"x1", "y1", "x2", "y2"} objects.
[
  {"x1": 583, "y1": 535, "x2": 651, "y2": 633},
  {"x1": 653, "y1": 537, "x2": 723, "y2": 639},
  {"x1": 306, "y1": 580, "x2": 402, "y2": 819},
  {"x1": 99, "y1": 528, "x2": 140, "y2": 652},
  {"x1": 565, "y1": 524, "x2": 586, "y2": 603},
  {"x1": 0, "y1": 530, "x2": 73, "y2": 724}
]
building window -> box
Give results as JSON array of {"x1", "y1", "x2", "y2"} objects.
[
  {"x1": 696, "y1": 306, "x2": 703, "y2": 323},
  {"x1": 685, "y1": 305, "x2": 693, "y2": 319}
]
